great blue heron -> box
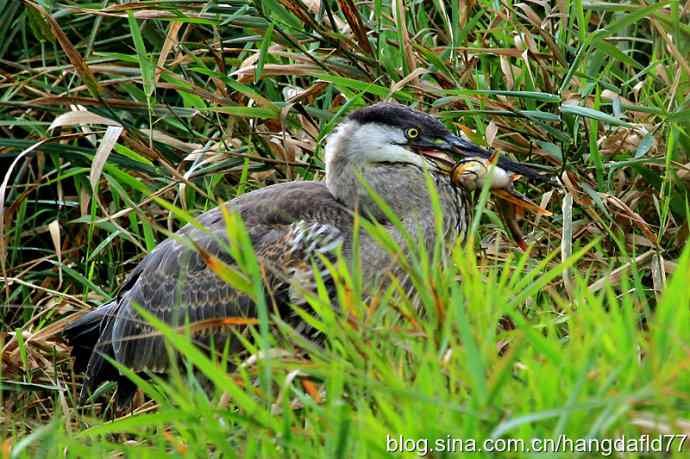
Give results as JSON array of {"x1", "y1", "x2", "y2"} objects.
[{"x1": 63, "y1": 103, "x2": 546, "y2": 405}]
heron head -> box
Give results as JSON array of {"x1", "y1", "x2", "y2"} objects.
[{"x1": 325, "y1": 102, "x2": 488, "y2": 179}]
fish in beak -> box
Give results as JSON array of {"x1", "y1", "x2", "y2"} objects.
[
  {"x1": 411, "y1": 133, "x2": 552, "y2": 251},
  {"x1": 444, "y1": 134, "x2": 552, "y2": 182},
  {"x1": 449, "y1": 152, "x2": 551, "y2": 216},
  {"x1": 450, "y1": 152, "x2": 552, "y2": 251}
]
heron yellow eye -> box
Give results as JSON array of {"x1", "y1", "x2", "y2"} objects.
[{"x1": 406, "y1": 127, "x2": 419, "y2": 139}]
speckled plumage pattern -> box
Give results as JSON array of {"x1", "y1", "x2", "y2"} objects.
[{"x1": 63, "y1": 104, "x2": 471, "y2": 405}]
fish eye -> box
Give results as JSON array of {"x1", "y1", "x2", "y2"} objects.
[{"x1": 406, "y1": 127, "x2": 419, "y2": 139}]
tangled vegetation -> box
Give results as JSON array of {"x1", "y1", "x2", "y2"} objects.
[{"x1": 1, "y1": 0, "x2": 689, "y2": 457}]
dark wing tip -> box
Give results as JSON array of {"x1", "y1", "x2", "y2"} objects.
[{"x1": 63, "y1": 303, "x2": 116, "y2": 374}]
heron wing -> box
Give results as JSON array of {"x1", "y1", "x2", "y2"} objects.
[{"x1": 79, "y1": 182, "x2": 350, "y2": 390}]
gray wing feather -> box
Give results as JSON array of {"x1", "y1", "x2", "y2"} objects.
[
  {"x1": 103, "y1": 182, "x2": 350, "y2": 374},
  {"x1": 110, "y1": 233, "x2": 254, "y2": 372}
]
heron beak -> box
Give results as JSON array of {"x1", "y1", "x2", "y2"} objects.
[
  {"x1": 412, "y1": 133, "x2": 552, "y2": 185},
  {"x1": 443, "y1": 133, "x2": 493, "y2": 159},
  {"x1": 411, "y1": 134, "x2": 484, "y2": 175}
]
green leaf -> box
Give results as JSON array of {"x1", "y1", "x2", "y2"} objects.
[
  {"x1": 255, "y1": 22, "x2": 274, "y2": 82},
  {"x1": 439, "y1": 89, "x2": 561, "y2": 103},
  {"x1": 127, "y1": 11, "x2": 155, "y2": 98},
  {"x1": 112, "y1": 144, "x2": 154, "y2": 168},
  {"x1": 204, "y1": 105, "x2": 280, "y2": 119},
  {"x1": 590, "y1": 39, "x2": 641, "y2": 69},
  {"x1": 560, "y1": 104, "x2": 631, "y2": 126},
  {"x1": 634, "y1": 134, "x2": 655, "y2": 158},
  {"x1": 667, "y1": 109, "x2": 690, "y2": 123},
  {"x1": 535, "y1": 140, "x2": 563, "y2": 161},
  {"x1": 78, "y1": 412, "x2": 179, "y2": 438},
  {"x1": 317, "y1": 74, "x2": 413, "y2": 100},
  {"x1": 25, "y1": 5, "x2": 53, "y2": 43},
  {"x1": 590, "y1": 1, "x2": 669, "y2": 42}
]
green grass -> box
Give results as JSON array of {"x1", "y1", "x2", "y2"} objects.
[{"x1": 1, "y1": 0, "x2": 689, "y2": 457}]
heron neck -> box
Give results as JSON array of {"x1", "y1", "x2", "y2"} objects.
[
  {"x1": 326, "y1": 161, "x2": 463, "y2": 225},
  {"x1": 327, "y1": 162, "x2": 468, "y2": 289}
]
